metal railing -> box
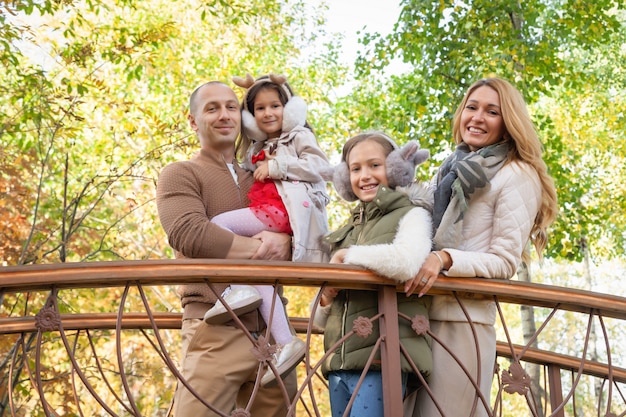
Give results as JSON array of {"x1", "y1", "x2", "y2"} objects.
[{"x1": 0, "y1": 259, "x2": 625, "y2": 416}]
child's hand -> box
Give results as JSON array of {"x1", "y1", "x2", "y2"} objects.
[
  {"x1": 320, "y1": 287, "x2": 339, "y2": 306},
  {"x1": 253, "y1": 161, "x2": 270, "y2": 182},
  {"x1": 329, "y1": 249, "x2": 348, "y2": 264}
]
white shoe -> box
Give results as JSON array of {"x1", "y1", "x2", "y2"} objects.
[
  {"x1": 203, "y1": 286, "x2": 262, "y2": 325},
  {"x1": 261, "y1": 336, "x2": 306, "y2": 387}
]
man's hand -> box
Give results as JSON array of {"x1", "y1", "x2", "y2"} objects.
[{"x1": 251, "y1": 231, "x2": 291, "y2": 261}]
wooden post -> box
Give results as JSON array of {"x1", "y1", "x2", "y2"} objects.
[
  {"x1": 378, "y1": 285, "x2": 404, "y2": 416},
  {"x1": 548, "y1": 364, "x2": 565, "y2": 417}
]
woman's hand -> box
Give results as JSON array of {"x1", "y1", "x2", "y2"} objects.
[{"x1": 404, "y1": 251, "x2": 447, "y2": 297}]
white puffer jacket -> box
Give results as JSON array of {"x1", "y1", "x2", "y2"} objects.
[{"x1": 432, "y1": 161, "x2": 542, "y2": 325}]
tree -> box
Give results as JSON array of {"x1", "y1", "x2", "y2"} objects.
[
  {"x1": 0, "y1": 0, "x2": 346, "y2": 414},
  {"x1": 348, "y1": 1, "x2": 626, "y2": 413},
  {"x1": 0, "y1": 0, "x2": 345, "y2": 265}
]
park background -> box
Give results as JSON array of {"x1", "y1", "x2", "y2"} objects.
[{"x1": 1, "y1": 0, "x2": 625, "y2": 415}]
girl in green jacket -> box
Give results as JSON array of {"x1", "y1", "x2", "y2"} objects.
[{"x1": 312, "y1": 131, "x2": 434, "y2": 417}]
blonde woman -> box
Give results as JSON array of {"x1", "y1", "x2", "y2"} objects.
[{"x1": 406, "y1": 77, "x2": 558, "y2": 417}]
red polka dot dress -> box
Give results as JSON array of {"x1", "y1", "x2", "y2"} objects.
[{"x1": 248, "y1": 149, "x2": 293, "y2": 234}]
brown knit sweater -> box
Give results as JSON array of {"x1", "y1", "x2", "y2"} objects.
[{"x1": 156, "y1": 148, "x2": 266, "y2": 325}]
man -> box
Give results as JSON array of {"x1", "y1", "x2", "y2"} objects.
[{"x1": 156, "y1": 81, "x2": 297, "y2": 416}]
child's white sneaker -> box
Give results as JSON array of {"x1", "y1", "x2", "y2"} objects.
[
  {"x1": 261, "y1": 336, "x2": 306, "y2": 387},
  {"x1": 203, "y1": 286, "x2": 262, "y2": 325}
]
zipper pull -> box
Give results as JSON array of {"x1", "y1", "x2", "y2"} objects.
[{"x1": 356, "y1": 205, "x2": 364, "y2": 225}]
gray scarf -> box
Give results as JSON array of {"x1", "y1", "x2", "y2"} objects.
[{"x1": 432, "y1": 141, "x2": 510, "y2": 250}]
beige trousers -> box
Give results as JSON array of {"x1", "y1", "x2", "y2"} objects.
[
  {"x1": 405, "y1": 320, "x2": 496, "y2": 417},
  {"x1": 174, "y1": 319, "x2": 297, "y2": 417}
]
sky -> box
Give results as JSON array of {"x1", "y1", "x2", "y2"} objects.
[
  {"x1": 323, "y1": 0, "x2": 403, "y2": 67},
  {"x1": 309, "y1": 0, "x2": 408, "y2": 97}
]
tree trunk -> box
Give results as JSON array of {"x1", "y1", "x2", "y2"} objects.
[
  {"x1": 581, "y1": 235, "x2": 601, "y2": 400},
  {"x1": 518, "y1": 261, "x2": 545, "y2": 416}
]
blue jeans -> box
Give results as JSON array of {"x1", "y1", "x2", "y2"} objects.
[{"x1": 328, "y1": 370, "x2": 407, "y2": 417}]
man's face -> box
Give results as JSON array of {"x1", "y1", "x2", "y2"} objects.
[{"x1": 189, "y1": 83, "x2": 241, "y2": 153}]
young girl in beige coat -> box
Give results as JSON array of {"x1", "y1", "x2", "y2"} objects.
[{"x1": 204, "y1": 74, "x2": 331, "y2": 386}]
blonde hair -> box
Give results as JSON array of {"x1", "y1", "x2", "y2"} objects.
[{"x1": 452, "y1": 77, "x2": 558, "y2": 260}]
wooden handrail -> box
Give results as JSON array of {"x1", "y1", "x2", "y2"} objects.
[
  {"x1": 2, "y1": 260, "x2": 625, "y2": 415},
  {"x1": 2, "y1": 259, "x2": 626, "y2": 320}
]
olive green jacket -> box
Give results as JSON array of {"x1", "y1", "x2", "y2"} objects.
[{"x1": 320, "y1": 184, "x2": 433, "y2": 378}]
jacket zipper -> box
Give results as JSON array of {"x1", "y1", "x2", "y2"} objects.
[
  {"x1": 355, "y1": 204, "x2": 366, "y2": 244},
  {"x1": 341, "y1": 204, "x2": 370, "y2": 367},
  {"x1": 356, "y1": 204, "x2": 373, "y2": 245},
  {"x1": 340, "y1": 291, "x2": 349, "y2": 367},
  {"x1": 341, "y1": 205, "x2": 365, "y2": 367}
]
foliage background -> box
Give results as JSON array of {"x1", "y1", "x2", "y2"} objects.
[{"x1": 2, "y1": 0, "x2": 625, "y2": 267}]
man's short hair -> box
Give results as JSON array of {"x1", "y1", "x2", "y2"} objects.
[{"x1": 189, "y1": 81, "x2": 230, "y2": 115}]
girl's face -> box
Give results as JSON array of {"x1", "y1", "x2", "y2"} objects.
[
  {"x1": 460, "y1": 85, "x2": 506, "y2": 151},
  {"x1": 253, "y1": 88, "x2": 284, "y2": 139},
  {"x1": 347, "y1": 140, "x2": 389, "y2": 203}
]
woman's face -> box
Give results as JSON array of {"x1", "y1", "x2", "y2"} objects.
[
  {"x1": 460, "y1": 85, "x2": 506, "y2": 151},
  {"x1": 348, "y1": 140, "x2": 389, "y2": 203},
  {"x1": 253, "y1": 88, "x2": 284, "y2": 139}
]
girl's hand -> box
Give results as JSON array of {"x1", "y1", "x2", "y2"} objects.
[
  {"x1": 330, "y1": 249, "x2": 348, "y2": 264},
  {"x1": 253, "y1": 161, "x2": 270, "y2": 182},
  {"x1": 320, "y1": 287, "x2": 339, "y2": 306}
]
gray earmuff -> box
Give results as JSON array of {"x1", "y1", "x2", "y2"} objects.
[{"x1": 325, "y1": 135, "x2": 430, "y2": 202}]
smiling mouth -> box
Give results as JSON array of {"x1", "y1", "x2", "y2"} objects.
[
  {"x1": 361, "y1": 184, "x2": 378, "y2": 191},
  {"x1": 215, "y1": 126, "x2": 235, "y2": 134},
  {"x1": 468, "y1": 127, "x2": 484, "y2": 133}
]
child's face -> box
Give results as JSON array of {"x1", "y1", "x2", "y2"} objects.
[
  {"x1": 347, "y1": 140, "x2": 389, "y2": 203},
  {"x1": 253, "y1": 88, "x2": 284, "y2": 139}
]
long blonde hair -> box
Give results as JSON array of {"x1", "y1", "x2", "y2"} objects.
[{"x1": 452, "y1": 77, "x2": 558, "y2": 259}]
